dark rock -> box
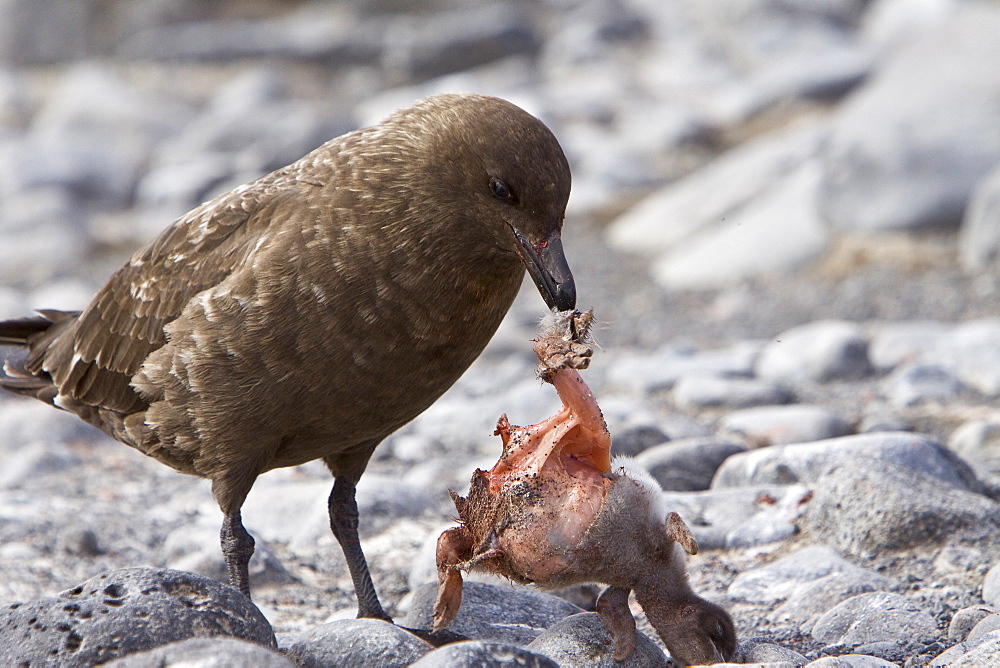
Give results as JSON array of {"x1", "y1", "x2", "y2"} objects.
[
  {"x1": 609, "y1": 423, "x2": 668, "y2": 458},
  {"x1": 403, "y1": 581, "x2": 583, "y2": 646},
  {"x1": 284, "y1": 618, "x2": 432, "y2": 667},
  {"x1": 526, "y1": 612, "x2": 668, "y2": 667},
  {"x1": 634, "y1": 438, "x2": 745, "y2": 491},
  {"x1": 0, "y1": 568, "x2": 275, "y2": 666}
]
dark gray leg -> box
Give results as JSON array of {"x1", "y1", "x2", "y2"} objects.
[
  {"x1": 220, "y1": 510, "x2": 255, "y2": 598},
  {"x1": 328, "y1": 478, "x2": 392, "y2": 622}
]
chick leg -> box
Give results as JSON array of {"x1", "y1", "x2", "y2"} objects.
[
  {"x1": 328, "y1": 477, "x2": 392, "y2": 622},
  {"x1": 220, "y1": 510, "x2": 255, "y2": 598},
  {"x1": 596, "y1": 585, "x2": 637, "y2": 660}
]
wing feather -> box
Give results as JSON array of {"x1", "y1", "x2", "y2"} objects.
[{"x1": 38, "y1": 178, "x2": 293, "y2": 413}]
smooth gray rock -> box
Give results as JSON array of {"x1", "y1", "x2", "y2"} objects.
[
  {"x1": 606, "y1": 341, "x2": 761, "y2": 394},
  {"x1": 812, "y1": 592, "x2": 936, "y2": 648},
  {"x1": 929, "y1": 629, "x2": 1000, "y2": 667},
  {"x1": 0, "y1": 568, "x2": 275, "y2": 666},
  {"x1": 969, "y1": 613, "x2": 1000, "y2": 642},
  {"x1": 0, "y1": 0, "x2": 89, "y2": 65},
  {"x1": 927, "y1": 318, "x2": 1000, "y2": 395},
  {"x1": 755, "y1": 320, "x2": 870, "y2": 383},
  {"x1": 804, "y1": 655, "x2": 898, "y2": 667},
  {"x1": 729, "y1": 545, "x2": 890, "y2": 607},
  {"x1": 673, "y1": 374, "x2": 793, "y2": 410},
  {"x1": 734, "y1": 638, "x2": 808, "y2": 666},
  {"x1": 607, "y1": 120, "x2": 826, "y2": 257},
  {"x1": 801, "y1": 464, "x2": 1000, "y2": 557},
  {"x1": 664, "y1": 484, "x2": 812, "y2": 551},
  {"x1": 105, "y1": 636, "x2": 292, "y2": 667},
  {"x1": 609, "y1": 423, "x2": 669, "y2": 458},
  {"x1": 634, "y1": 438, "x2": 745, "y2": 491},
  {"x1": 403, "y1": 581, "x2": 583, "y2": 647},
  {"x1": 526, "y1": 612, "x2": 668, "y2": 667},
  {"x1": 410, "y1": 640, "x2": 558, "y2": 667},
  {"x1": 720, "y1": 404, "x2": 852, "y2": 447},
  {"x1": 879, "y1": 363, "x2": 964, "y2": 408},
  {"x1": 0, "y1": 187, "x2": 89, "y2": 286},
  {"x1": 713, "y1": 432, "x2": 980, "y2": 491},
  {"x1": 949, "y1": 419, "x2": 1000, "y2": 477},
  {"x1": 819, "y1": 4, "x2": 1000, "y2": 232},
  {"x1": 284, "y1": 618, "x2": 432, "y2": 667},
  {"x1": 866, "y1": 321, "x2": 951, "y2": 372},
  {"x1": 960, "y1": 165, "x2": 1000, "y2": 270},
  {"x1": 983, "y1": 561, "x2": 1000, "y2": 608},
  {"x1": 651, "y1": 161, "x2": 830, "y2": 290}
]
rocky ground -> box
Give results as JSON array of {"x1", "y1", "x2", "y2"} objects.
[{"x1": 2, "y1": 0, "x2": 1000, "y2": 666}]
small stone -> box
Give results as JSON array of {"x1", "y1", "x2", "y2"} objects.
[
  {"x1": 804, "y1": 655, "x2": 898, "y2": 667},
  {"x1": 673, "y1": 374, "x2": 793, "y2": 410},
  {"x1": 866, "y1": 321, "x2": 951, "y2": 372},
  {"x1": 284, "y1": 618, "x2": 432, "y2": 667},
  {"x1": 720, "y1": 404, "x2": 852, "y2": 448},
  {"x1": 734, "y1": 638, "x2": 808, "y2": 666},
  {"x1": 403, "y1": 581, "x2": 583, "y2": 646},
  {"x1": 634, "y1": 438, "x2": 744, "y2": 492},
  {"x1": 929, "y1": 629, "x2": 1000, "y2": 667},
  {"x1": 960, "y1": 165, "x2": 1000, "y2": 270},
  {"x1": 811, "y1": 592, "x2": 937, "y2": 650},
  {"x1": 729, "y1": 545, "x2": 890, "y2": 607},
  {"x1": 609, "y1": 423, "x2": 668, "y2": 458},
  {"x1": 969, "y1": 613, "x2": 1000, "y2": 642},
  {"x1": 879, "y1": 363, "x2": 963, "y2": 408},
  {"x1": 948, "y1": 606, "x2": 994, "y2": 641},
  {"x1": 104, "y1": 637, "x2": 293, "y2": 667},
  {"x1": 526, "y1": 612, "x2": 668, "y2": 667},
  {"x1": 756, "y1": 320, "x2": 871, "y2": 383},
  {"x1": 983, "y1": 562, "x2": 1000, "y2": 607},
  {"x1": 410, "y1": 640, "x2": 558, "y2": 667},
  {"x1": 949, "y1": 419, "x2": 1000, "y2": 477}
]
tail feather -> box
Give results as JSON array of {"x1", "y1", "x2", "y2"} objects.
[{"x1": 0, "y1": 315, "x2": 51, "y2": 345}]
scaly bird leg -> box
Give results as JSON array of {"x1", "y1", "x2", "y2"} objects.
[
  {"x1": 220, "y1": 511, "x2": 255, "y2": 598},
  {"x1": 328, "y1": 478, "x2": 392, "y2": 622}
]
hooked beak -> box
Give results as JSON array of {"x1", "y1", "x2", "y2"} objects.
[{"x1": 511, "y1": 226, "x2": 576, "y2": 312}]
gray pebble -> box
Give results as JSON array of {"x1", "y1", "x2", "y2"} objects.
[
  {"x1": 756, "y1": 320, "x2": 870, "y2": 383},
  {"x1": 634, "y1": 438, "x2": 744, "y2": 491},
  {"x1": 0, "y1": 568, "x2": 274, "y2": 666},
  {"x1": 526, "y1": 612, "x2": 668, "y2": 667},
  {"x1": 983, "y1": 561, "x2": 1000, "y2": 608},
  {"x1": 720, "y1": 404, "x2": 852, "y2": 448},
  {"x1": 811, "y1": 592, "x2": 936, "y2": 652},
  {"x1": 714, "y1": 432, "x2": 976, "y2": 490},
  {"x1": 735, "y1": 637, "x2": 808, "y2": 666},
  {"x1": 929, "y1": 629, "x2": 1000, "y2": 667},
  {"x1": 969, "y1": 613, "x2": 1000, "y2": 642},
  {"x1": 801, "y1": 463, "x2": 1000, "y2": 557},
  {"x1": 729, "y1": 545, "x2": 890, "y2": 607},
  {"x1": 804, "y1": 655, "x2": 898, "y2": 667},
  {"x1": 949, "y1": 419, "x2": 1000, "y2": 478},
  {"x1": 673, "y1": 374, "x2": 793, "y2": 410},
  {"x1": 410, "y1": 640, "x2": 558, "y2": 668},
  {"x1": 960, "y1": 164, "x2": 1000, "y2": 271},
  {"x1": 609, "y1": 423, "x2": 668, "y2": 458},
  {"x1": 284, "y1": 618, "x2": 432, "y2": 668},
  {"x1": 866, "y1": 321, "x2": 950, "y2": 372},
  {"x1": 879, "y1": 363, "x2": 963, "y2": 408},
  {"x1": 104, "y1": 636, "x2": 293, "y2": 667},
  {"x1": 403, "y1": 581, "x2": 583, "y2": 647}
]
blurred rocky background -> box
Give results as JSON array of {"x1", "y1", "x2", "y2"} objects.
[{"x1": 2, "y1": 0, "x2": 1000, "y2": 666}]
